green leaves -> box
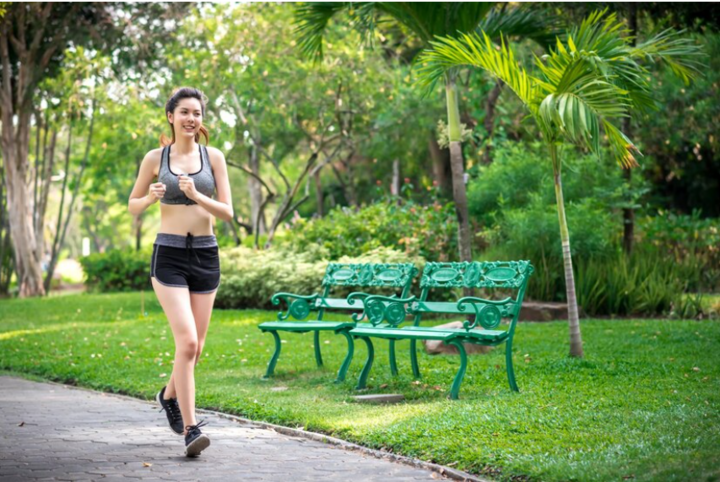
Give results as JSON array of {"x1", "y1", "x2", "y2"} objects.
[
  {"x1": 415, "y1": 8, "x2": 704, "y2": 169},
  {"x1": 416, "y1": 31, "x2": 538, "y2": 112}
]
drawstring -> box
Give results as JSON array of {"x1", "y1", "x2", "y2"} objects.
[{"x1": 185, "y1": 232, "x2": 202, "y2": 266}]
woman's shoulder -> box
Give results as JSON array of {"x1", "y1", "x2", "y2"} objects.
[
  {"x1": 142, "y1": 147, "x2": 164, "y2": 164},
  {"x1": 204, "y1": 145, "x2": 227, "y2": 164}
]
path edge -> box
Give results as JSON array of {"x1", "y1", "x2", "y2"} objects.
[{"x1": 1, "y1": 372, "x2": 488, "y2": 482}]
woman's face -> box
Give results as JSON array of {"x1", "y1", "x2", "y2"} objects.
[{"x1": 167, "y1": 97, "x2": 203, "y2": 140}]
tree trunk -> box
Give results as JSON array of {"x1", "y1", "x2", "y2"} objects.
[
  {"x1": 391, "y1": 158, "x2": 400, "y2": 198},
  {"x1": 550, "y1": 144, "x2": 583, "y2": 358},
  {"x1": 0, "y1": 10, "x2": 49, "y2": 297},
  {"x1": 428, "y1": 133, "x2": 452, "y2": 195},
  {"x1": 314, "y1": 170, "x2": 324, "y2": 217},
  {"x1": 248, "y1": 146, "x2": 267, "y2": 234},
  {"x1": 622, "y1": 3, "x2": 637, "y2": 255},
  {"x1": 45, "y1": 124, "x2": 73, "y2": 292},
  {"x1": 444, "y1": 76, "x2": 473, "y2": 265},
  {"x1": 1, "y1": 109, "x2": 45, "y2": 297},
  {"x1": 482, "y1": 80, "x2": 504, "y2": 165}
]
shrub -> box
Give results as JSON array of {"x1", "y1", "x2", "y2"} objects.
[
  {"x1": 215, "y1": 245, "x2": 425, "y2": 310},
  {"x1": 479, "y1": 195, "x2": 618, "y2": 302},
  {"x1": 638, "y1": 210, "x2": 720, "y2": 292},
  {"x1": 79, "y1": 248, "x2": 153, "y2": 292},
  {"x1": 467, "y1": 142, "x2": 639, "y2": 227},
  {"x1": 285, "y1": 198, "x2": 458, "y2": 262}
]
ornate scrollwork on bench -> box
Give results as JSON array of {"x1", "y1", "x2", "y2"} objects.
[
  {"x1": 348, "y1": 293, "x2": 416, "y2": 327},
  {"x1": 456, "y1": 296, "x2": 517, "y2": 330},
  {"x1": 271, "y1": 292, "x2": 320, "y2": 321}
]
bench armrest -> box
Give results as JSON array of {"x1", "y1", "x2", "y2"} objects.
[
  {"x1": 456, "y1": 296, "x2": 516, "y2": 330},
  {"x1": 271, "y1": 292, "x2": 320, "y2": 321},
  {"x1": 352, "y1": 294, "x2": 416, "y2": 326}
]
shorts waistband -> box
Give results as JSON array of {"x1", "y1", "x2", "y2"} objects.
[{"x1": 154, "y1": 233, "x2": 218, "y2": 248}]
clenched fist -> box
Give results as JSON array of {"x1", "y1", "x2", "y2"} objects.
[{"x1": 148, "y1": 182, "x2": 166, "y2": 202}]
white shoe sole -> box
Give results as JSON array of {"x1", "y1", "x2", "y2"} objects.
[{"x1": 185, "y1": 434, "x2": 211, "y2": 457}]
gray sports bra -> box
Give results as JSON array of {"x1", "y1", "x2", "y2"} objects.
[{"x1": 158, "y1": 144, "x2": 216, "y2": 205}]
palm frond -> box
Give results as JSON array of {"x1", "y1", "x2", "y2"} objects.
[
  {"x1": 477, "y1": 4, "x2": 563, "y2": 51},
  {"x1": 415, "y1": 31, "x2": 539, "y2": 110},
  {"x1": 293, "y1": 2, "x2": 349, "y2": 61},
  {"x1": 631, "y1": 28, "x2": 705, "y2": 85},
  {"x1": 379, "y1": 2, "x2": 495, "y2": 43}
]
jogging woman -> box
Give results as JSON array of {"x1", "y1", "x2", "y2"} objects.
[{"x1": 128, "y1": 87, "x2": 233, "y2": 457}]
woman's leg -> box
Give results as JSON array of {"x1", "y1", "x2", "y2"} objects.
[
  {"x1": 164, "y1": 289, "x2": 217, "y2": 397},
  {"x1": 189, "y1": 290, "x2": 218, "y2": 364},
  {"x1": 152, "y1": 278, "x2": 198, "y2": 430}
]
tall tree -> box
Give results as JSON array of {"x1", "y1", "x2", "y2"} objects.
[
  {"x1": 295, "y1": 2, "x2": 558, "y2": 264},
  {"x1": 416, "y1": 9, "x2": 703, "y2": 357},
  {"x1": 0, "y1": 3, "x2": 186, "y2": 296}
]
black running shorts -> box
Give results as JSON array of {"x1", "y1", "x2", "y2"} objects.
[{"x1": 150, "y1": 233, "x2": 221, "y2": 294}]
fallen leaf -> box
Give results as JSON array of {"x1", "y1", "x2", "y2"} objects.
[
  {"x1": 143, "y1": 462, "x2": 152, "y2": 467},
  {"x1": 18, "y1": 421, "x2": 24, "y2": 427},
  {"x1": 379, "y1": 384, "x2": 388, "y2": 389},
  {"x1": 159, "y1": 373, "x2": 167, "y2": 378},
  {"x1": 692, "y1": 367, "x2": 700, "y2": 372}
]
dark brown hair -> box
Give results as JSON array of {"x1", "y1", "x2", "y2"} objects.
[{"x1": 159, "y1": 87, "x2": 210, "y2": 146}]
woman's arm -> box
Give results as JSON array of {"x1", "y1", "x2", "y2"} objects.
[
  {"x1": 128, "y1": 149, "x2": 163, "y2": 216},
  {"x1": 184, "y1": 147, "x2": 234, "y2": 222}
]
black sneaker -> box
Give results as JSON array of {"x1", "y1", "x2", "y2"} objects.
[
  {"x1": 156, "y1": 386, "x2": 183, "y2": 435},
  {"x1": 184, "y1": 420, "x2": 210, "y2": 457}
]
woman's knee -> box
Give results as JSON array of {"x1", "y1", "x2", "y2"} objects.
[{"x1": 176, "y1": 336, "x2": 199, "y2": 360}]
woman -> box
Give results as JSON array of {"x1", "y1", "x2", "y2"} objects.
[{"x1": 128, "y1": 87, "x2": 233, "y2": 457}]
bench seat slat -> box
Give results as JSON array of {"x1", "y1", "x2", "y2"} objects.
[
  {"x1": 351, "y1": 325, "x2": 509, "y2": 342},
  {"x1": 316, "y1": 298, "x2": 361, "y2": 310},
  {"x1": 260, "y1": 321, "x2": 355, "y2": 332},
  {"x1": 351, "y1": 326, "x2": 457, "y2": 341}
]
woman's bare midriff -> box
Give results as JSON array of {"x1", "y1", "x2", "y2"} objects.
[{"x1": 158, "y1": 203, "x2": 215, "y2": 236}]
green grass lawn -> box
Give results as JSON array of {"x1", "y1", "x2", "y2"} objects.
[{"x1": 1, "y1": 291, "x2": 719, "y2": 481}]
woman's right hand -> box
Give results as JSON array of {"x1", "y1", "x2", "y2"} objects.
[{"x1": 148, "y1": 182, "x2": 166, "y2": 202}]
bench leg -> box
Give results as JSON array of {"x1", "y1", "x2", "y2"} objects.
[
  {"x1": 335, "y1": 331, "x2": 354, "y2": 383},
  {"x1": 389, "y1": 339, "x2": 398, "y2": 376},
  {"x1": 356, "y1": 336, "x2": 374, "y2": 390},
  {"x1": 506, "y1": 339, "x2": 519, "y2": 392},
  {"x1": 313, "y1": 330, "x2": 323, "y2": 367},
  {"x1": 262, "y1": 331, "x2": 282, "y2": 379},
  {"x1": 447, "y1": 340, "x2": 467, "y2": 400},
  {"x1": 410, "y1": 339, "x2": 421, "y2": 379}
]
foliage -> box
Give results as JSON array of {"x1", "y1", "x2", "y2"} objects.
[
  {"x1": 215, "y1": 245, "x2": 423, "y2": 310},
  {"x1": 79, "y1": 248, "x2": 153, "y2": 293},
  {"x1": 468, "y1": 142, "x2": 644, "y2": 227},
  {"x1": 416, "y1": 9, "x2": 703, "y2": 168},
  {"x1": 635, "y1": 32, "x2": 720, "y2": 216},
  {"x1": 286, "y1": 193, "x2": 458, "y2": 262},
  {"x1": 2, "y1": 293, "x2": 720, "y2": 481},
  {"x1": 638, "y1": 210, "x2": 720, "y2": 291}
]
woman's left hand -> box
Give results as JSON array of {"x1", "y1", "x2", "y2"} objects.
[{"x1": 178, "y1": 175, "x2": 200, "y2": 201}]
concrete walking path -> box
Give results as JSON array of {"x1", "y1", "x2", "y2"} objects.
[{"x1": 0, "y1": 375, "x2": 476, "y2": 482}]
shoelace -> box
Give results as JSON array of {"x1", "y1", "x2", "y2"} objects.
[
  {"x1": 185, "y1": 419, "x2": 208, "y2": 436},
  {"x1": 185, "y1": 232, "x2": 202, "y2": 266},
  {"x1": 166, "y1": 398, "x2": 182, "y2": 424}
]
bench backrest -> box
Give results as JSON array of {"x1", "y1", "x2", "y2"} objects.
[
  {"x1": 355, "y1": 261, "x2": 533, "y2": 331},
  {"x1": 413, "y1": 261, "x2": 534, "y2": 331},
  {"x1": 315, "y1": 263, "x2": 418, "y2": 319}
]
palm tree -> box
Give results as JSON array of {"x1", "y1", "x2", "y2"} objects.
[
  {"x1": 294, "y1": 2, "x2": 559, "y2": 264},
  {"x1": 415, "y1": 9, "x2": 703, "y2": 357}
]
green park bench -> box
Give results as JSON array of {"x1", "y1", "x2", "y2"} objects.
[
  {"x1": 259, "y1": 262, "x2": 418, "y2": 382},
  {"x1": 348, "y1": 260, "x2": 534, "y2": 399}
]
